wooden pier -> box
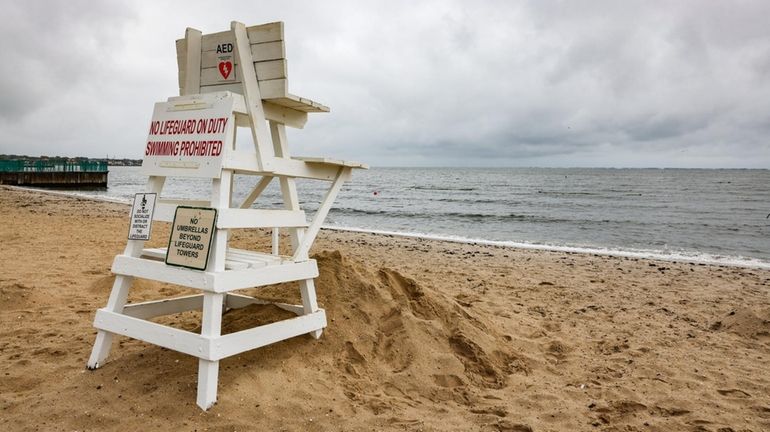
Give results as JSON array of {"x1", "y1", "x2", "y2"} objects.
[{"x1": 0, "y1": 160, "x2": 108, "y2": 188}]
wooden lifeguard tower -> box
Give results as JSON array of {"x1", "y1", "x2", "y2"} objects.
[{"x1": 87, "y1": 21, "x2": 366, "y2": 410}]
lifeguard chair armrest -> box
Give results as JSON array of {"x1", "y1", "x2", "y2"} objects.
[
  {"x1": 266, "y1": 94, "x2": 329, "y2": 113},
  {"x1": 222, "y1": 152, "x2": 368, "y2": 180},
  {"x1": 293, "y1": 157, "x2": 368, "y2": 169}
]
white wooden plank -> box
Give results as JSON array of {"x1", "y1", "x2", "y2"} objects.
[
  {"x1": 268, "y1": 97, "x2": 306, "y2": 109},
  {"x1": 197, "y1": 291, "x2": 224, "y2": 409},
  {"x1": 223, "y1": 249, "x2": 281, "y2": 264},
  {"x1": 232, "y1": 20, "x2": 276, "y2": 172},
  {"x1": 199, "y1": 60, "x2": 287, "y2": 84},
  {"x1": 198, "y1": 22, "x2": 283, "y2": 52},
  {"x1": 263, "y1": 103, "x2": 307, "y2": 128},
  {"x1": 292, "y1": 168, "x2": 349, "y2": 261},
  {"x1": 268, "y1": 121, "x2": 324, "y2": 339},
  {"x1": 239, "y1": 176, "x2": 273, "y2": 208},
  {"x1": 266, "y1": 95, "x2": 330, "y2": 113},
  {"x1": 212, "y1": 259, "x2": 318, "y2": 292},
  {"x1": 199, "y1": 54, "x2": 287, "y2": 75},
  {"x1": 88, "y1": 176, "x2": 165, "y2": 369},
  {"x1": 139, "y1": 247, "x2": 166, "y2": 260},
  {"x1": 197, "y1": 88, "x2": 311, "y2": 127},
  {"x1": 223, "y1": 152, "x2": 342, "y2": 180},
  {"x1": 289, "y1": 94, "x2": 330, "y2": 112},
  {"x1": 256, "y1": 59, "x2": 290, "y2": 80},
  {"x1": 292, "y1": 94, "x2": 329, "y2": 112},
  {"x1": 234, "y1": 105, "x2": 307, "y2": 129},
  {"x1": 224, "y1": 293, "x2": 304, "y2": 315},
  {"x1": 94, "y1": 310, "x2": 212, "y2": 359},
  {"x1": 198, "y1": 80, "x2": 285, "y2": 100},
  {"x1": 123, "y1": 295, "x2": 204, "y2": 319},
  {"x1": 154, "y1": 200, "x2": 212, "y2": 222},
  {"x1": 257, "y1": 78, "x2": 287, "y2": 98},
  {"x1": 216, "y1": 208, "x2": 307, "y2": 229},
  {"x1": 222, "y1": 255, "x2": 268, "y2": 269},
  {"x1": 112, "y1": 255, "x2": 213, "y2": 290},
  {"x1": 141, "y1": 247, "x2": 260, "y2": 270},
  {"x1": 183, "y1": 28, "x2": 202, "y2": 95},
  {"x1": 112, "y1": 254, "x2": 318, "y2": 293},
  {"x1": 272, "y1": 228, "x2": 280, "y2": 255},
  {"x1": 231, "y1": 93, "x2": 247, "y2": 113},
  {"x1": 295, "y1": 157, "x2": 369, "y2": 169},
  {"x1": 246, "y1": 22, "x2": 284, "y2": 44},
  {"x1": 144, "y1": 245, "x2": 269, "y2": 266},
  {"x1": 199, "y1": 30, "x2": 233, "y2": 52},
  {"x1": 176, "y1": 38, "x2": 187, "y2": 94},
  {"x1": 207, "y1": 170, "x2": 232, "y2": 273},
  {"x1": 250, "y1": 41, "x2": 286, "y2": 62},
  {"x1": 210, "y1": 310, "x2": 326, "y2": 360}
]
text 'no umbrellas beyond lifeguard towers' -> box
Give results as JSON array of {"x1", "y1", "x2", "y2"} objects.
[{"x1": 86, "y1": 21, "x2": 367, "y2": 410}]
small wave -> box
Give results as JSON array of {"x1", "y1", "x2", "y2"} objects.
[
  {"x1": 333, "y1": 208, "x2": 570, "y2": 224},
  {"x1": 433, "y1": 198, "x2": 505, "y2": 204},
  {"x1": 10, "y1": 186, "x2": 132, "y2": 205},
  {"x1": 334, "y1": 207, "x2": 389, "y2": 216},
  {"x1": 323, "y1": 225, "x2": 770, "y2": 270},
  {"x1": 537, "y1": 191, "x2": 598, "y2": 197},
  {"x1": 411, "y1": 186, "x2": 478, "y2": 192}
]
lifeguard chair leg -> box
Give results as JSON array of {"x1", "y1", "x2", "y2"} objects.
[
  {"x1": 276, "y1": 177, "x2": 324, "y2": 338},
  {"x1": 197, "y1": 292, "x2": 224, "y2": 410},
  {"x1": 299, "y1": 279, "x2": 323, "y2": 339},
  {"x1": 87, "y1": 275, "x2": 134, "y2": 369},
  {"x1": 88, "y1": 176, "x2": 165, "y2": 369}
]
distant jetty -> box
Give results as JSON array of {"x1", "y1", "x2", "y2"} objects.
[{"x1": 0, "y1": 158, "x2": 108, "y2": 188}]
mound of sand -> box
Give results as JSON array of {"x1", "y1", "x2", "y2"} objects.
[
  {"x1": 230, "y1": 250, "x2": 530, "y2": 417},
  {"x1": 712, "y1": 307, "x2": 770, "y2": 343}
]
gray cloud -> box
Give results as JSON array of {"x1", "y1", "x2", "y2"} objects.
[{"x1": 0, "y1": 0, "x2": 768, "y2": 168}]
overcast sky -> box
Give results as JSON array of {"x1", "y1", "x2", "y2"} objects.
[{"x1": 1, "y1": 0, "x2": 768, "y2": 168}]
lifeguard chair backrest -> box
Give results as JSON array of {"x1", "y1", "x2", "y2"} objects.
[
  {"x1": 176, "y1": 22, "x2": 286, "y2": 98},
  {"x1": 175, "y1": 22, "x2": 328, "y2": 114}
]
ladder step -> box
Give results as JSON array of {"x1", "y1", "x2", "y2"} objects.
[{"x1": 114, "y1": 253, "x2": 318, "y2": 292}]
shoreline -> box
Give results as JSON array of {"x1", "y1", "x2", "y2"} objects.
[{"x1": 8, "y1": 184, "x2": 770, "y2": 270}]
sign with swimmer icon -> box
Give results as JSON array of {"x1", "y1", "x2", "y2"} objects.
[{"x1": 128, "y1": 193, "x2": 157, "y2": 240}]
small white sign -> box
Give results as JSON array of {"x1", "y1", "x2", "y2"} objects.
[
  {"x1": 141, "y1": 92, "x2": 236, "y2": 179},
  {"x1": 216, "y1": 42, "x2": 236, "y2": 82},
  {"x1": 128, "y1": 193, "x2": 157, "y2": 240},
  {"x1": 165, "y1": 207, "x2": 217, "y2": 271}
]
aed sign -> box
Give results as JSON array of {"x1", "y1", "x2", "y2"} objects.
[
  {"x1": 216, "y1": 42, "x2": 235, "y2": 81},
  {"x1": 141, "y1": 92, "x2": 235, "y2": 178},
  {"x1": 127, "y1": 193, "x2": 157, "y2": 240},
  {"x1": 165, "y1": 206, "x2": 217, "y2": 271}
]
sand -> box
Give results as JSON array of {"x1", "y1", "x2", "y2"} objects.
[{"x1": 1, "y1": 186, "x2": 769, "y2": 432}]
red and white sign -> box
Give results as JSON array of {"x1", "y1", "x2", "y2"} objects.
[
  {"x1": 141, "y1": 92, "x2": 236, "y2": 178},
  {"x1": 216, "y1": 42, "x2": 235, "y2": 82}
]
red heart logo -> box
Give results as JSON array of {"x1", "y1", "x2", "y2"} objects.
[{"x1": 218, "y1": 61, "x2": 233, "y2": 79}]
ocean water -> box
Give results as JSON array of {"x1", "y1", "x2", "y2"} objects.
[{"x1": 52, "y1": 166, "x2": 770, "y2": 268}]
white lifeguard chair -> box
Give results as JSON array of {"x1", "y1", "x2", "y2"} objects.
[{"x1": 87, "y1": 21, "x2": 366, "y2": 410}]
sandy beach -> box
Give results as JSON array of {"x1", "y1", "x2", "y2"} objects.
[{"x1": 1, "y1": 185, "x2": 769, "y2": 431}]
